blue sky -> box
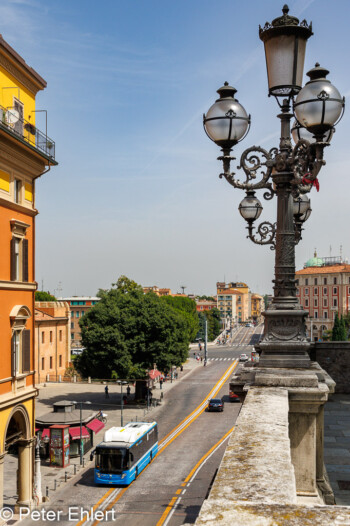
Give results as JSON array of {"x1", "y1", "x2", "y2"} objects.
[{"x1": 3, "y1": 0, "x2": 350, "y2": 297}]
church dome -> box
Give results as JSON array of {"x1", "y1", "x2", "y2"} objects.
[{"x1": 304, "y1": 251, "x2": 323, "y2": 268}]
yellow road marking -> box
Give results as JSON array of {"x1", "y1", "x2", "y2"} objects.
[
  {"x1": 77, "y1": 360, "x2": 237, "y2": 526},
  {"x1": 156, "y1": 426, "x2": 235, "y2": 526},
  {"x1": 75, "y1": 488, "x2": 114, "y2": 526}
]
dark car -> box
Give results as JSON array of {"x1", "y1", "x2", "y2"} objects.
[{"x1": 207, "y1": 398, "x2": 224, "y2": 412}]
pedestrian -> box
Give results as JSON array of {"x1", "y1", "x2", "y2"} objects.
[
  {"x1": 160, "y1": 378, "x2": 163, "y2": 389},
  {"x1": 180, "y1": 365, "x2": 183, "y2": 372},
  {"x1": 105, "y1": 385, "x2": 109, "y2": 399},
  {"x1": 126, "y1": 385, "x2": 131, "y2": 397},
  {"x1": 201, "y1": 356, "x2": 203, "y2": 362},
  {"x1": 123, "y1": 395, "x2": 127, "y2": 405}
]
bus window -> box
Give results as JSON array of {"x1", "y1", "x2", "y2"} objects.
[{"x1": 96, "y1": 447, "x2": 127, "y2": 474}]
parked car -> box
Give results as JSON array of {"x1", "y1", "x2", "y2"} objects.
[
  {"x1": 207, "y1": 398, "x2": 224, "y2": 412},
  {"x1": 239, "y1": 353, "x2": 249, "y2": 362},
  {"x1": 245, "y1": 323, "x2": 253, "y2": 328},
  {"x1": 229, "y1": 390, "x2": 240, "y2": 403}
]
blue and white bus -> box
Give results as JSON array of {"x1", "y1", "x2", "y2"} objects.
[{"x1": 91, "y1": 422, "x2": 158, "y2": 485}]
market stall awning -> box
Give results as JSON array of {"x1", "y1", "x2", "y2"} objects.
[
  {"x1": 69, "y1": 426, "x2": 90, "y2": 439},
  {"x1": 41, "y1": 429, "x2": 50, "y2": 439},
  {"x1": 149, "y1": 369, "x2": 161, "y2": 380},
  {"x1": 86, "y1": 419, "x2": 105, "y2": 434}
]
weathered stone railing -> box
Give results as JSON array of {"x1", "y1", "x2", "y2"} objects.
[{"x1": 195, "y1": 364, "x2": 350, "y2": 525}]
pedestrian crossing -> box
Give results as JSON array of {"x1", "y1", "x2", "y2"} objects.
[{"x1": 207, "y1": 357, "x2": 237, "y2": 361}]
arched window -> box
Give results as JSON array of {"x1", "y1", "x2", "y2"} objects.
[{"x1": 10, "y1": 305, "x2": 31, "y2": 376}]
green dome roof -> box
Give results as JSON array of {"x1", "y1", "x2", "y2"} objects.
[{"x1": 305, "y1": 251, "x2": 323, "y2": 268}]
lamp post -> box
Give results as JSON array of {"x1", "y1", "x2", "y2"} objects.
[
  {"x1": 203, "y1": 5, "x2": 344, "y2": 368},
  {"x1": 117, "y1": 381, "x2": 128, "y2": 426},
  {"x1": 72, "y1": 400, "x2": 91, "y2": 465}
]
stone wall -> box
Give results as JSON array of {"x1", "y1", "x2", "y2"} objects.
[
  {"x1": 312, "y1": 342, "x2": 350, "y2": 393},
  {"x1": 195, "y1": 385, "x2": 350, "y2": 526}
]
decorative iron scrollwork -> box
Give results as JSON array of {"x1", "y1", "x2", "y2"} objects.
[{"x1": 247, "y1": 221, "x2": 276, "y2": 250}]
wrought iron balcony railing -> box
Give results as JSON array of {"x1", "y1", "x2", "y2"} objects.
[{"x1": 0, "y1": 105, "x2": 55, "y2": 161}]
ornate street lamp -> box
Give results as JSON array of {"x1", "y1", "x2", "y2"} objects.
[{"x1": 203, "y1": 5, "x2": 345, "y2": 368}]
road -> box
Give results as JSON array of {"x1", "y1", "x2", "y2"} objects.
[{"x1": 20, "y1": 327, "x2": 262, "y2": 526}]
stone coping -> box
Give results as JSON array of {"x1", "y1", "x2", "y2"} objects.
[{"x1": 195, "y1": 386, "x2": 350, "y2": 526}]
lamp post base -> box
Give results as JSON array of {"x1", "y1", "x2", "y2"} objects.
[{"x1": 257, "y1": 307, "x2": 311, "y2": 368}]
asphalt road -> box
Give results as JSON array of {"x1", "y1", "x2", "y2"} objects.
[{"x1": 19, "y1": 327, "x2": 263, "y2": 526}]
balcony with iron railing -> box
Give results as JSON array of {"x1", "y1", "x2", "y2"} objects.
[{"x1": 0, "y1": 105, "x2": 55, "y2": 161}]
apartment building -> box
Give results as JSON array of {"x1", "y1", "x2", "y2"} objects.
[
  {"x1": 35, "y1": 302, "x2": 70, "y2": 383},
  {"x1": 60, "y1": 296, "x2": 100, "y2": 349},
  {"x1": 296, "y1": 254, "x2": 350, "y2": 339},
  {"x1": 216, "y1": 282, "x2": 251, "y2": 323},
  {"x1": 0, "y1": 36, "x2": 57, "y2": 508}
]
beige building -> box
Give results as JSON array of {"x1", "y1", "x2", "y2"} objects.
[
  {"x1": 216, "y1": 282, "x2": 251, "y2": 323},
  {"x1": 59, "y1": 296, "x2": 100, "y2": 349},
  {"x1": 296, "y1": 254, "x2": 350, "y2": 340},
  {"x1": 35, "y1": 302, "x2": 70, "y2": 383}
]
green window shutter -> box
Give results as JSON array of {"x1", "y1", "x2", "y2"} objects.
[
  {"x1": 22, "y1": 239, "x2": 28, "y2": 282},
  {"x1": 22, "y1": 329, "x2": 31, "y2": 372}
]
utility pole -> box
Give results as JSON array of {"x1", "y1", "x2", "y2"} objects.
[{"x1": 204, "y1": 318, "x2": 208, "y2": 364}]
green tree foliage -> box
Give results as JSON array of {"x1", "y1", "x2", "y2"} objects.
[
  {"x1": 331, "y1": 312, "x2": 347, "y2": 341},
  {"x1": 75, "y1": 276, "x2": 189, "y2": 379},
  {"x1": 196, "y1": 308, "x2": 222, "y2": 342},
  {"x1": 160, "y1": 296, "x2": 199, "y2": 342},
  {"x1": 35, "y1": 291, "x2": 57, "y2": 301},
  {"x1": 196, "y1": 295, "x2": 215, "y2": 301}
]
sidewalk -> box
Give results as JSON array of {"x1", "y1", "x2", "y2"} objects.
[
  {"x1": 324, "y1": 393, "x2": 350, "y2": 505},
  {"x1": 3, "y1": 357, "x2": 203, "y2": 512}
]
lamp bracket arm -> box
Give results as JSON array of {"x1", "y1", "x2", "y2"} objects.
[
  {"x1": 247, "y1": 220, "x2": 276, "y2": 250},
  {"x1": 222, "y1": 145, "x2": 274, "y2": 191},
  {"x1": 291, "y1": 139, "x2": 328, "y2": 184}
]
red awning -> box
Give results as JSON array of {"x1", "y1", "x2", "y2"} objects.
[
  {"x1": 69, "y1": 426, "x2": 90, "y2": 440},
  {"x1": 86, "y1": 419, "x2": 105, "y2": 434},
  {"x1": 41, "y1": 429, "x2": 50, "y2": 439},
  {"x1": 149, "y1": 369, "x2": 161, "y2": 380}
]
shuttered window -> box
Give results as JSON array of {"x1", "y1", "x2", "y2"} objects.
[
  {"x1": 22, "y1": 239, "x2": 28, "y2": 282},
  {"x1": 10, "y1": 237, "x2": 28, "y2": 281},
  {"x1": 22, "y1": 329, "x2": 30, "y2": 372}
]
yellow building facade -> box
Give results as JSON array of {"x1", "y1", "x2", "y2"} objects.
[
  {"x1": 0, "y1": 35, "x2": 56, "y2": 509},
  {"x1": 216, "y1": 282, "x2": 252, "y2": 323}
]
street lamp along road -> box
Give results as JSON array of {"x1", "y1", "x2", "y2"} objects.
[
  {"x1": 203, "y1": 5, "x2": 345, "y2": 369},
  {"x1": 72, "y1": 400, "x2": 91, "y2": 465}
]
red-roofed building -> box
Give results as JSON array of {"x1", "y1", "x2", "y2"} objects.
[{"x1": 295, "y1": 253, "x2": 350, "y2": 339}]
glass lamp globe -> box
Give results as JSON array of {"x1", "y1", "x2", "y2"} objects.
[
  {"x1": 300, "y1": 206, "x2": 312, "y2": 222},
  {"x1": 203, "y1": 82, "x2": 250, "y2": 149},
  {"x1": 293, "y1": 194, "x2": 310, "y2": 217},
  {"x1": 291, "y1": 120, "x2": 334, "y2": 144},
  {"x1": 294, "y1": 64, "x2": 344, "y2": 139},
  {"x1": 238, "y1": 191, "x2": 263, "y2": 222}
]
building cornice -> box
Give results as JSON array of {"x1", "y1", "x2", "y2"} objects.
[
  {"x1": 0, "y1": 280, "x2": 37, "y2": 291},
  {"x1": 0, "y1": 37, "x2": 46, "y2": 95},
  {"x1": 0, "y1": 386, "x2": 38, "y2": 409}
]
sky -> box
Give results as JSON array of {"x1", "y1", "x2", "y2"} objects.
[{"x1": 2, "y1": 0, "x2": 350, "y2": 298}]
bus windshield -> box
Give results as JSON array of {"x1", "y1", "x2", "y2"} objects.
[{"x1": 96, "y1": 447, "x2": 128, "y2": 474}]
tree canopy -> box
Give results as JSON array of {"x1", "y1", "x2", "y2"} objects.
[
  {"x1": 75, "y1": 276, "x2": 190, "y2": 379},
  {"x1": 35, "y1": 291, "x2": 57, "y2": 301},
  {"x1": 196, "y1": 308, "x2": 222, "y2": 342},
  {"x1": 332, "y1": 313, "x2": 348, "y2": 341},
  {"x1": 160, "y1": 295, "x2": 199, "y2": 342}
]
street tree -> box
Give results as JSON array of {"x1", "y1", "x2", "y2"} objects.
[
  {"x1": 35, "y1": 291, "x2": 57, "y2": 301},
  {"x1": 160, "y1": 295, "x2": 199, "y2": 342},
  {"x1": 75, "y1": 276, "x2": 189, "y2": 379}
]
